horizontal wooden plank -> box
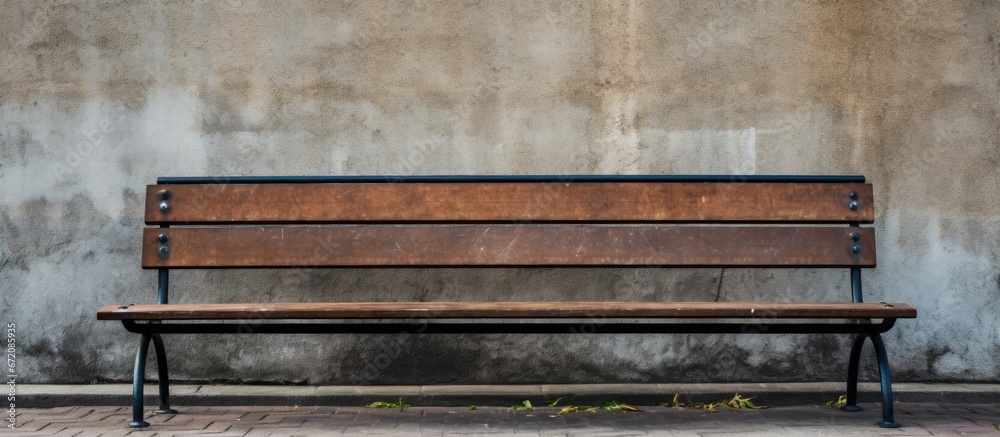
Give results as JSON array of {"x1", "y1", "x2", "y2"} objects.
[
  {"x1": 97, "y1": 302, "x2": 917, "y2": 320},
  {"x1": 142, "y1": 225, "x2": 876, "y2": 268},
  {"x1": 145, "y1": 182, "x2": 874, "y2": 223},
  {"x1": 157, "y1": 175, "x2": 869, "y2": 184}
]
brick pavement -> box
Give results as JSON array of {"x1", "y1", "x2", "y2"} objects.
[{"x1": 8, "y1": 403, "x2": 1000, "y2": 436}]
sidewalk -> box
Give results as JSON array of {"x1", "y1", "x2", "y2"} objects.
[
  {"x1": 11, "y1": 403, "x2": 1000, "y2": 436},
  {"x1": 11, "y1": 383, "x2": 1000, "y2": 435}
]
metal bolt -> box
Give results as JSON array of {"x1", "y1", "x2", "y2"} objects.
[
  {"x1": 851, "y1": 245, "x2": 861, "y2": 254},
  {"x1": 157, "y1": 233, "x2": 169, "y2": 243},
  {"x1": 851, "y1": 232, "x2": 860, "y2": 242},
  {"x1": 848, "y1": 201, "x2": 858, "y2": 210},
  {"x1": 157, "y1": 190, "x2": 173, "y2": 212},
  {"x1": 848, "y1": 191, "x2": 858, "y2": 200},
  {"x1": 158, "y1": 246, "x2": 170, "y2": 256},
  {"x1": 118, "y1": 305, "x2": 129, "y2": 309}
]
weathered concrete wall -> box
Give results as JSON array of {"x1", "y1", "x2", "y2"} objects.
[{"x1": 1, "y1": 0, "x2": 998, "y2": 385}]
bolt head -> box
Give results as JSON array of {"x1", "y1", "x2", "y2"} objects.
[
  {"x1": 848, "y1": 201, "x2": 859, "y2": 210},
  {"x1": 851, "y1": 232, "x2": 860, "y2": 242},
  {"x1": 159, "y1": 201, "x2": 170, "y2": 211},
  {"x1": 848, "y1": 191, "x2": 858, "y2": 200},
  {"x1": 851, "y1": 245, "x2": 861, "y2": 254},
  {"x1": 158, "y1": 246, "x2": 170, "y2": 255},
  {"x1": 157, "y1": 233, "x2": 169, "y2": 243}
]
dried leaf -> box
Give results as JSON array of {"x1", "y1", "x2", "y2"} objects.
[
  {"x1": 558, "y1": 406, "x2": 579, "y2": 415},
  {"x1": 672, "y1": 394, "x2": 766, "y2": 412},
  {"x1": 826, "y1": 395, "x2": 847, "y2": 409}
]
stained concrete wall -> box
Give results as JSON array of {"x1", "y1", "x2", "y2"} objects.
[{"x1": 1, "y1": 0, "x2": 998, "y2": 385}]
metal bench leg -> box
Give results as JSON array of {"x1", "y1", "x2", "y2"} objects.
[
  {"x1": 150, "y1": 333, "x2": 178, "y2": 414},
  {"x1": 870, "y1": 333, "x2": 900, "y2": 428},
  {"x1": 841, "y1": 334, "x2": 867, "y2": 412},
  {"x1": 127, "y1": 334, "x2": 151, "y2": 428}
]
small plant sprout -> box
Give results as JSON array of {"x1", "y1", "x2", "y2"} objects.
[
  {"x1": 512, "y1": 400, "x2": 533, "y2": 411},
  {"x1": 601, "y1": 400, "x2": 642, "y2": 413},
  {"x1": 366, "y1": 397, "x2": 409, "y2": 412}
]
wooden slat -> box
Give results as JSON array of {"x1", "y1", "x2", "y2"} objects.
[
  {"x1": 144, "y1": 182, "x2": 874, "y2": 223},
  {"x1": 97, "y1": 302, "x2": 917, "y2": 320},
  {"x1": 142, "y1": 225, "x2": 876, "y2": 268}
]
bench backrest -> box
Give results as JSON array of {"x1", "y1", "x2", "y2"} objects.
[{"x1": 142, "y1": 176, "x2": 875, "y2": 270}]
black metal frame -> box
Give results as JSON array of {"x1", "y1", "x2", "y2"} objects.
[
  {"x1": 124, "y1": 175, "x2": 902, "y2": 429},
  {"x1": 126, "y1": 267, "x2": 176, "y2": 428},
  {"x1": 122, "y1": 320, "x2": 897, "y2": 335}
]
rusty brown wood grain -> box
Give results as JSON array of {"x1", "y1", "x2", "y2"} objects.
[
  {"x1": 141, "y1": 225, "x2": 876, "y2": 268},
  {"x1": 97, "y1": 301, "x2": 916, "y2": 320},
  {"x1": 144, "y1": 182, "x2": 874, "y2": 224}
]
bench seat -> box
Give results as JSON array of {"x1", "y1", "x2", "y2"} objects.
[{"x1": 98, "y1": 302, "x2": 917, "y2": 320}]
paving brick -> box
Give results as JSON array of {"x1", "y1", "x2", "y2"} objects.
[{"x1": 8, "y1": 402, "x2": 1000, "y2": 435}]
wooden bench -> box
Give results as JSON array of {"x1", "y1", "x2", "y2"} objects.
[{"x1": 97, "y1": 175, "x2": 916, "y2": 428}]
